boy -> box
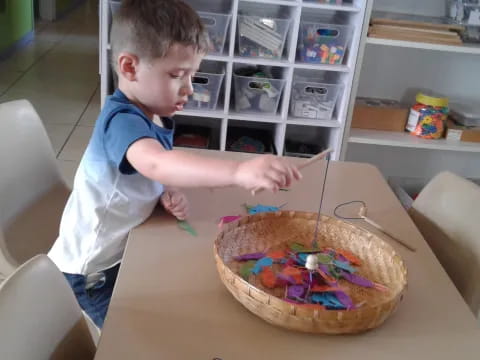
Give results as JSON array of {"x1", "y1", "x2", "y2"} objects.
[{"x1": 48, "y1": 0, "x2": 301, "y2": 328}]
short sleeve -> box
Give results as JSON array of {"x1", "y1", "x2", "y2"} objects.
[{"x1": 103, "y1": 112, "x2": 156, "y2": 174}]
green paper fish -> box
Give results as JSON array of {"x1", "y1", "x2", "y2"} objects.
[
  {"x1": 177, "y1": 220, "x2": 197, "y2": 236},
  {"x1": 317, "y1": 253, "x2": 333, "y2": 265},
  {"x1": 240, "y1": 261, "x2": 256, "y2": 280},
  {"x1": 290, "y1": 243, "x2": 306, "y2": 252}
]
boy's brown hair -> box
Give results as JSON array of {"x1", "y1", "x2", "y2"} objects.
[{"x1": 110, "y1": 0, "x2": 209, "y2": 70}]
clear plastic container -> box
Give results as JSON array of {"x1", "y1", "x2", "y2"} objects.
[
  {"x1": 237, "y1": 15, "x2": 290, "y2": 59},
  {"x1": 406, "y1": 93, "x2": 449, "y2": 139},
  {"x1": 185, "y1": 63, "x2": 225, "y2": 111},
  {"x1": 233, "y1": 73, "x2": 286, "y2": 114},
  {"x1": 298, "y1": 22, "x2": 352, "y2": 64},
  {"x1": 198, "y1": 11, "x2": 232, "y2": 55},
  {"x1": 450, "y1": 103, "x2": 480, "y2": 127},
  {"x1": 290, "y1": 79, "x2": 342, "y2": 120}
]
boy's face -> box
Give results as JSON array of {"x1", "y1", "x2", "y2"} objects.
[{"x1": 133, "y1": 44, "x2": 203, "y2": 117}]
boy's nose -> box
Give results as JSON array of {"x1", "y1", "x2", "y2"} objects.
[{"x1": 182, "y1": 78, "x2": 194, "y2": 96}]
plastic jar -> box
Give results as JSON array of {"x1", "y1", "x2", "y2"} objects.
[{"x1": 406, "y1": 93, "x2": 449, "y2": 139}]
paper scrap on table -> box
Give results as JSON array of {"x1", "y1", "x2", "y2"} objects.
[
  {"x1": 218, "y1": 215, "x2": 242, "y2": 228},
  {"x1": 177, "y1": 220, "x2": 197, "y2": 236},
  {"x1": 245, "y1": 203, "x2": 286, "y2": 215}
]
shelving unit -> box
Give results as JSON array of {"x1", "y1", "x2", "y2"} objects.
[
  {"x1": 340, "y1": 0, "x2": 480, "y2": 186},
  {"x1": 349, "y1": 129, "x2": 480, "y2": 153},
  {"x1": 99, "y1": 0, "x2": 372, "y2": 160},
  {"x1": 366, "y1": 37, "x2": 480, "y2": 55}
]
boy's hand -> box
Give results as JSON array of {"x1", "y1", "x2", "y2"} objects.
[
  {"x1": 233, "y1": 155, "x2": 302, "y2": 193},
  {"x1": 161, "y1": 188, "x2": 189, "y2": 220}
]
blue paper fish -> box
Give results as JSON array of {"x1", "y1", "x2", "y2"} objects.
[
  {"x1": 246, "y1": 203, "x2": 287, "y2": 215},
  {"x1": 251, "y1": 257, "x2": 273, "y2": 275},
  {"x1": 333, "y1": 259, "x2": 357, "y2": 273}
]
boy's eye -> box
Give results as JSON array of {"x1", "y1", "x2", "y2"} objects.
[{"x1": 169, "y1": 73, "x2": 182, "y2": 79}]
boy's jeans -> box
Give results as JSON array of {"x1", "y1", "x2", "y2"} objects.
[{"x1": 63, "y1": 264, "x2": 120, "y2": 328}]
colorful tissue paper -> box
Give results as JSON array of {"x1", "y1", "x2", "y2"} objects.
[
  {"x1": 246, "y1": 204, "x2": 282, "y2": 215},
  {"x1": 218, "y1": 215, "x2": 242, "y2": 228},
  {"x1": 233, "y1": 245, "x2": 388, "y2": 310}
]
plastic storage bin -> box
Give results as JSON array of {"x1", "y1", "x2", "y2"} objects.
[
  {"x1": 227, "y1": 127, "x2": 276, "y2": 154},
  {"x1": 233, "y1": 71, "x2": 286, "y2": 114},
  {"x1": 290, "y1": 79, "x2": 342, "y2": 120},
  {"x1": 198, "y1": 11, "x2": 231, "y2": 55},
  {"x1": 450, "y1": 103, "x2": 480, "y2": 127},
  {"x1": 237, "y1": 15, "x2": 290, "y2": 59},
  {"x1": 298, "y1": 22, "x2": 352, "y2": 64},
  {"x1": 185, "y1": 63, "x2": 225, "y2": 111}
]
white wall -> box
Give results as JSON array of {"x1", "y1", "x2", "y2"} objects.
[{"x1": 372, "y1": 0, "x2": 447, "y2": 17}]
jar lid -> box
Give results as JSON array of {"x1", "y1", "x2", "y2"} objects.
[{"x1": 416, "y1": 93, "x2": 449, "y2": 108}]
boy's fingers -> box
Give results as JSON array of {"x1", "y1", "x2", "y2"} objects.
[
  {"x1": 176, "y1": 213, "x2": 187, "y2": 221},
  {"x1": 171, "y1": 202, "x2": 187, "y2": 215},
  {"x1": 171, "y1": 197, "x2": 189, "y2": 215},
  {"x1": 265, "y1": 172, "x2": 285, "y2": 189},
  {"x1": 272, "y1": 161, "x2": 299, "y2": 186},
  {"x1": 266, "y1": 170, "x2": 286, "y2": 188},
  {"x1": 284, "y1": 166, "x2": 294, "y2": 187},
  {"x1": 163, "y1": 190, "x2": 174, "y2": 203},
  {"x1": 292, "y1": 165, "x2": 302, "y2": 180},
  {"x1": 177, "y1": 207, "x2": 189, "y2": 220},
  {"x1": 162, "y1": 197, "x2": 172, "y2": 208}
]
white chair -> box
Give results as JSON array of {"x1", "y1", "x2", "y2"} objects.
[
  {"x1": 409, "y1": 171, "x2": 480, "y2": 317},
  {"x1": 0, "y1": 100, "x2": 70, "y2": 281},
  {"x1": 0, "y1": 255, "x2": 98, "y2": 359}
]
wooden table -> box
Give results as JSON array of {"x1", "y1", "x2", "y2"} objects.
[{"x1": 95, "y1": 151, "x2": 480, "y2": 360}]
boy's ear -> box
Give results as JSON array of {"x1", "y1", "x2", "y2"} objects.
[{"x1": 117, "y1": 52, "x2": 139, "y2": 81}]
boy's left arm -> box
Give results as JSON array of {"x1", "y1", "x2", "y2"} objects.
[{"x1": 160, "y1": 187, "x2": 189, "y2": 220}]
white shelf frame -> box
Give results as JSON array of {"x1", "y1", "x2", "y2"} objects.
[
  {"x1": 100, "y1": 0, "x2": 371, "y2": 159},
  {"x1": 349, "y1": 129, "x2": 480, "y2": 153},
  {"x1": 301, "y1": 1, "x2": 361, "y2": 13},
  {"x1": 366, "y1": 37, "x2": 480, "y2": 55}
]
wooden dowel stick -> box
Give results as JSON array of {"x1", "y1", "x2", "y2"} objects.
[{"x1": 298, "y1": 148, "x2": 334, "y2": 170}]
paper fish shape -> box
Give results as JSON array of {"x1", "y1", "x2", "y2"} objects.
[
  {"x1": 234, "y1": 252, "x2": 266, "y2": 261},
  {"x1": 245, "y1": 203, "x2": 286, "y2": 215},
  {"x1": 251, "y1": 257, "x2": 273, "y2": 275},
  {"x1": 218, "y1": 215, "x2": 242, "y2": 228},
  {"x1": 177, "y1": 220, "x2": 197, "y2": 236}
]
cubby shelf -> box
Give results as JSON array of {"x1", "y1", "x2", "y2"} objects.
[{"x1": 100, "y1": 0, "x2": 369, "y2": 159}]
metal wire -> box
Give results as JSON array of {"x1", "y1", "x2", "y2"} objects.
[
  {"x1": 312, "y1": 153, "x2": 331, "y2": 248},
  {"x1": 333, "y1": 200, "x2": 367, "y2": 220}
]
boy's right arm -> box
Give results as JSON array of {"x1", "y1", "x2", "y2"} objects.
[{"x1": 126, "y1": 138, "x2": 301, "y2": 192}]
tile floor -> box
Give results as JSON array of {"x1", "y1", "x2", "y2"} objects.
[{"x1": 0, "y1": 0, "x2": 100, "y2": 187}]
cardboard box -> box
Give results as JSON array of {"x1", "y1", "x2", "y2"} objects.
[
  {"x1": 352, "y1": 97, "x2": 409, "y2": 132},
  {"x1": 446, "y1": 119, "x2": 480, "y2": 143}
]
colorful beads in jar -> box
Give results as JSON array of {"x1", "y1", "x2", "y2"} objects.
[{"x1": 406, "y1": 93, "x2": 449, "y2": 139}]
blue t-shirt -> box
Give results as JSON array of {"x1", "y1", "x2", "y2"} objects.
[{"x1": 49, "y1": 89, "x2": 174, "y2": 275}]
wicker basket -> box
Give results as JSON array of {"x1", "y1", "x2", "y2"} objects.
[{"x1": 214, "y1": 211, "x2": 408, "y2": 334}]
